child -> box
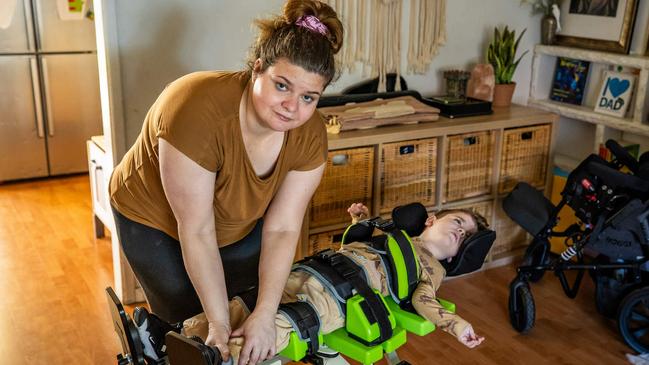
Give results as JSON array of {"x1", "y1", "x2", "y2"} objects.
[{"x1": 137, "y1": 203, "x2": 487, "y2": 363}]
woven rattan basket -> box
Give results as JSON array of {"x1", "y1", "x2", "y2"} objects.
[
  {"x1": 499, "y1": 124, "x2": 551, "y2": 194},
  {"x1": 310, "y1": 147, "x2": 374, "y2": 227},
  {"x1": 444, "y1": 131, "x2": 495, "y2": 202},
  {"x1": 380, "y1": 138, "x2": 437, "y2": 213},
  {"x1": 307, "y1": 229, "x2": 345, "y2": 256}
]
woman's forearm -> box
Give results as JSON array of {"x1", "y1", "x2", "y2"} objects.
[
  {"x1": 179, "y1": 228, "x2": 230, "y2": 325},
  {"x1": 255, "y1": 230, "x2": 300, "y2": 314}
]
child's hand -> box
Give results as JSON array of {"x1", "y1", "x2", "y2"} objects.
[
  {"x1": 458, "y1": 325, "x2": 484, "y2": 348},
  {"x1": 347, "y1": 203, "x2": 369, "y2": 221}
]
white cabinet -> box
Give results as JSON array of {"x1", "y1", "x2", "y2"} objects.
[{"x1": 87, "y1": 135, "x2": 114, "y2": 237}]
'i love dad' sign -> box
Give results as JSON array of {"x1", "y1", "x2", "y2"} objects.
[{"x1": 594, "y1": 71, "x2": 635, "y2": 118}]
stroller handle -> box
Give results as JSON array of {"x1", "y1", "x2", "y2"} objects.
[{"x1": 605, "y1": 139, "x2": 639, "y2": 173}]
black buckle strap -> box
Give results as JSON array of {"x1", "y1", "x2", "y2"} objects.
[
  {"x1": 278, "y1": 302, "x2": 320, "y2": 355},
  {"x1": 295, "y1": 254, "x2": 354, "y2": 313},
  {"x1": 319, "y1": 252, "x2": 393, "y2": 345}
]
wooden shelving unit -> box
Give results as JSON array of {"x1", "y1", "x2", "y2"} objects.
[
  {"x1": 529, "y1": 45, "x2": 649, "y2": 138},
  {"x1": 302, "y1": 105, "x2": 559, "y2": 267}
]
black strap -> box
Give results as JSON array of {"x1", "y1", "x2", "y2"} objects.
[
  {"x1": 389, "y1": 229, "x2": 419, "y2": 301},
  {"x1": 278, "y1": 302, "x2": 320, "y2": 355},
  {"x1": 319, "y1": 251, "x2": 393, "y2": 345},
  {"x1": 295, "y1": 255, "x2": 354, "y2": 314}
]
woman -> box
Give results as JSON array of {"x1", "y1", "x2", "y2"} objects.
[{"x1": 108, "y1": 1, "x2": 343, "y2": 364}]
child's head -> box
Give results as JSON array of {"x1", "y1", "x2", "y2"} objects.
[{"x1": 418, "y1": 208, "x2": 489, "y2": 261}]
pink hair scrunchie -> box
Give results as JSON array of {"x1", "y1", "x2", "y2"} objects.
[{"x1": 295, "y1": 15, "x2": 328, "y2": 35}]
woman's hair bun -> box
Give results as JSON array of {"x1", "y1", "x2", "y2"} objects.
[{"x1": 282, "y1": 0, "x2": 343, "y2": 54}]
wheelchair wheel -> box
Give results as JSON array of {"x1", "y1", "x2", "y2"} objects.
[
  {"x1": 522, "y1": 239, "x2": 549, "y2": 283},
  {"x1": 509, "y1": 279, "x2": 535, "y2": 333},
  {"x1": 617, "y1": 287, "x2": 649, "y2": 353}
]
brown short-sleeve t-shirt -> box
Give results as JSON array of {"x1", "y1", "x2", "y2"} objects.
[{"x1": 109, "y1": 70, "x2": 328, "y2": 246}]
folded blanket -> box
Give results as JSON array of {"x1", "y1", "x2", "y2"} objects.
[{"x1": 319, "y1": 96, "x2": 440, "y2": 133}]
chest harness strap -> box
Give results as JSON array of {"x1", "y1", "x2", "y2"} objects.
[
  {"x1": 292, "y1": 249, "x2": 394, "y2": 346},
  {"x1": 380, "y1": 228, "x2": 420, "y2": 310}
]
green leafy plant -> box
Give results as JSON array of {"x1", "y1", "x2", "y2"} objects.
[{"x1": 487, "y1": 26, "x2": 528, "y2": 84}]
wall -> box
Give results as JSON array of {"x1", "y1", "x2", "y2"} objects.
[{"x1": 113, "y1": 0, "x2": 539, "y2": 148}]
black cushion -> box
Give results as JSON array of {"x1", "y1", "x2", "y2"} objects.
[
  {"x1": 392, "y1": 202, "x2": 428, "y2": 237},
  {"x1": 341, "y1": 221, "x2": 374, "y2": 245},
  {"x1": 503, "y1": 182, "x2": 554, "y2": 236},
  {"x1": 441, "y1": 229, "x2": 496, "y2": 277}
]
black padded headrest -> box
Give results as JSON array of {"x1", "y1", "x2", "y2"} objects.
[
  {"x1": 392, "y1": 202, "x2": 428, "y2": 237},
  {"x1": 441, "y1": 229, "x2": 496, "y2": 277}
]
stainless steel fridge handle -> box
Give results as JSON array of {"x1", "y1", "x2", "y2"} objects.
[
  {"x1": 41, "y1": 58, "x2": 55, "y2": 137},
  {"x1": 33, "y1": 0, "x2": 44, "y2": 49},
  {"x1": 23, "y1": 0, "x2": 36, "y2": 51},
  {"x1": 29, "y1": 57, "x2": 45, "y2": 139}
]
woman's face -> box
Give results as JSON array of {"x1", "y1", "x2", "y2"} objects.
[
  {"x1": 251, "y1": 58, "x2": 327, "y2": 132},
  {"x1": 420, "y1": 212, "x2": 477, "y2": 260}
]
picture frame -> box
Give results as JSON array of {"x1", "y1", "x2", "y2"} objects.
[
  {"x1": 593, "y1": 70, "x2": 636, "y2": 118},
  {"x1": 556, "y1": 0, "x2": 638, "y2": 54}
]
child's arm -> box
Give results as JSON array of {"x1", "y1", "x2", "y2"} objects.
[
  {"x1": 347, "y1": 203, "x2": 369, "y2": 224},
  {"x1": 412, "y1": 251, "x2": 484, "y2": 348}
]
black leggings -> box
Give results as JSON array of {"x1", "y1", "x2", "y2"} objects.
[{"x1": 112, "y1": 207, "x2": 262, "y2": 323}]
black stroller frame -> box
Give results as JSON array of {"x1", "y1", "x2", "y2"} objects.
[{"x1": 504, "y1": 139, "x2": 649, "y2": 353}]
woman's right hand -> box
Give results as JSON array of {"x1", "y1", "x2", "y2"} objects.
[{"x1": 206, "y1": 321, "x2": 232, "y2": 361}]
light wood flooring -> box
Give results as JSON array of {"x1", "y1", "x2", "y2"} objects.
[{"x1": 0, "y1": 175, "x2": 633, "y2": 364}]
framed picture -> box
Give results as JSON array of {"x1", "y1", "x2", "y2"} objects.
[
  {"x1": 594, "y1": 70, "x2": 636, "y2": 117},
  {"x1": 556, "y1": 0, "x2": 638, "y2": 54},
  {"x1": 549, "y1": 57, "x2": 590, "y2": 105}
]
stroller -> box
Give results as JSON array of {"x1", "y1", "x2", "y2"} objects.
[{"x1": 503, "y1": 139, "x2": 649, "y2": 353}]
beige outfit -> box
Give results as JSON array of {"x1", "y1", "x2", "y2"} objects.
[{"x1": 184, "y1": 237, "x2": 471, "y2": 356}]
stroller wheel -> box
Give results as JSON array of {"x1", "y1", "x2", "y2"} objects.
[
  {"x1": 508, "y1": 279, "x2": 535, "y2": 333},
  {"x1": 522, "y1": 239, "x2": 550, "y2": 283},
  {"x1": 618, "y1": 287, "x2": 649, "y2": 353}
]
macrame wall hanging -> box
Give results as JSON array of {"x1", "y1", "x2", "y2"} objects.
[{"x1": 326, "y1": 0, "x2": 447, "y2": 92}]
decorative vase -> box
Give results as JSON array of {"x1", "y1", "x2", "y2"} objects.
[
  {"x1": 492, "y1": 83, "x2": 516, "y2": 107},
  {"x1": 541, "y1": 14, "x2": 557, "y2": 45}
]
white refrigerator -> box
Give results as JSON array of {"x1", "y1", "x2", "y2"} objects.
[{"x1": 0, "y1": 0, "x2": 101, "y2": 181}]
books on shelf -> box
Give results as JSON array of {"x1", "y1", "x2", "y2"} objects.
[
  {"x1": 593, "y1": 70, "x2": 636, "y2": 118},
  {"x1": 549, "y1": 57, "x2": 590, "y2": 105}
]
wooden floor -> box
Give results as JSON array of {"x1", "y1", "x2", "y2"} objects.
[{"x1": 0, "y1": 175, "x2": 633, "y2": 364}]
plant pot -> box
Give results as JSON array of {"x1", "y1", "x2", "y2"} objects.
[{"x1": 493, "y1": 83, "x2": 516, "y2": 107}]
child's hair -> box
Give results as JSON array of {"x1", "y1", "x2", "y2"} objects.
[
  {"x1": 435, "y1": 208, "x2": 490, "y2": 239},
  {"x1": 247, "y1": 0, "x2": 344, "y2": 86}
]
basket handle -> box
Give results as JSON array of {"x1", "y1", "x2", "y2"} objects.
[
  {"x1": 399, "y1": 145, "x2": 415, "y2": 155},
  {"x1": 463, "y1": 136, "x2": 477, "y2": 146},
  {"x1": 521, "y1": 131, "x2": 533, "y2": 140},
  {"x1": 331, "y1": 154, "x2": 349, "y2": 166}
]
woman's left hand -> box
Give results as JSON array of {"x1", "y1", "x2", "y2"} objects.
[{"x1": 231, "y1": 308, "x2": 277, "y2": 365}]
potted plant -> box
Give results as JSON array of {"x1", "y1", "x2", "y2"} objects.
[{"x1": 487, "y1": 26, "x2": 528, "y2": 107}]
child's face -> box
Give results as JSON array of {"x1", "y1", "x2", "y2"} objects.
[{"x1": 419, "y1": 212, "x2": 477, "y2": 260}]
